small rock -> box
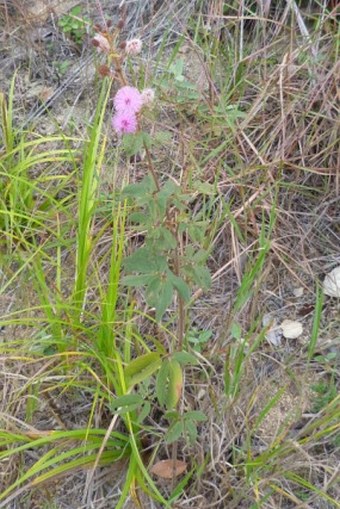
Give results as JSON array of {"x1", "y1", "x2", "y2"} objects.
[
  {"x1": 323, "y1": 266, "x2": 340, "y2": 298},
  {"x1": 293, "y1": 287, "x2": 304, "y2": 298},
  {"x1": 281, "y1": 319, "x2": 303, "y2": 339}
]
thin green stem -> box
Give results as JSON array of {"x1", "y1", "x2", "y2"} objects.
[{"x1": 143, "y1": 142, "x2": 161, "y2": 192}]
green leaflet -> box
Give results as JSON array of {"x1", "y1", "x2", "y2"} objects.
[
  {"x1": 110, "y1": 394, "x2": 143, "y2": 414},
  {"x1": 125, "y1": 352, "x2": 161, "y2": 388},
  {"x1": 156, "y1": 359, "x2": 183, "y2": 410}
]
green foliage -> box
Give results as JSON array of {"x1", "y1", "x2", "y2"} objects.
[
  {"x1": 0, "y1": 428, "x2": 129, "y2": 503},
  {"x1": 122, "y1": 131, "x2": 151, "y2": 157},
  {"x1": 122, "y1": 174, "x2": 211, "y2": 320},
  {"x1": 224, "y1": 219, "x2": 273, "y2": 400},
  {"x1": 187, "y1": 328, "x2": 212, "y2": 352},
  {"x1": 55, "y1": 60, "x2": 71, "y2": 76},
  {"x1": 0, "y1": 78, "x2": 78, "y2": 255},
  {"x1": 163, "y1": 408, "x2": 207, "y2": 445},
  {"x1": 161, "y1": 57, "x2": 200, "y2": 103},
  {"x1": 311, "y1": 379, "x2": 337, "y2": 413},
  {"x1": 172, "y1": 350, "x2": 198, "y2": 365},
  {"x1": 58, "y1": 6, "x2": 89, "y2": 44},
  {"x1": 156, "y1": 358, "x2": 182, "y2": 410},
  {"x1": 109, "y1": 394, "x2": 144, "y2": 414},
  {"x1": 72, "y1": 78, "x2": 111, "y2": 319},
  {"x1": 125, "y1": 352, "x2": 162, "y2": 388}
]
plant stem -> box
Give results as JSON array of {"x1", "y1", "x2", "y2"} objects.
[
  {"x1": 112, "y1": 55, "x2": 128, "y2": 86},
  {"x1": 143, "y1": 142, "x2": 161, "y2": 192},
  {"x1": 171, "y1": 439, "x2": 178, "y2": 490},
  {"x1": 144, "y1": 138, "x2": 185, "y2": 349},
  {"x1": 174, "y1": 222, "x2": 185, "y2": 350}
]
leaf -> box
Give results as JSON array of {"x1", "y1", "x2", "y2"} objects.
[
  {"x1": 125, "y1": 352, "x2": 161, "y2": 387},
  {"x1": 156, "y1": 360, "x2": 170, "y2": 407},
  {"x1": 187, "y1": 329, "x2": 212, "y2": 345},
  {"x1": 159, "y1": 179, "x2": 179, "y2": 200},
  {"x1": 137, "y1": 401, "x2": 151, "y2": 424},
  {"x1": 124, "y1": 247, "x2": 156, "y2": 273},
  {"x1": 166, "y1": 359, "x2": 183, "y2": 410},
  {"x1": 185, "y1": 421, "x2": 198, "y2": 444},
  {"x1": 231, "y1": 321, "x2": 242, "y2": 340},
  {"x1": 128, "y1": 212, "x2": 150, "y2": 225},
  {"x1": 122, "y1": 132, "x2": 148, "y2": 157},
  {"x1": 183, "y1": 411, "x2": 207, "y2": 422},
  {"x1": 150, "y1": 459, "x2": 187, "y2": 479},
  {"x1": 125, "y1": 352, "x2": 160, "y2": 377},
  {"x1": 163, "y1": 410, "x2": 179, "y2": 421},
  {"x1": 192, "y1": 249, "x2": 209, "y2": 263},
  {"x1": 168, "y1": 273, "x2": 191, "y2": 302},
  {"x1": 169, "y1": 59, "x2": 184, "y2": 79},
  {"x1": 151, "y1": 226, "x2": 177, "y2": 250},
  {"x1": 146, "y1": 277, "x2": 174, "y2": 321},
  {"x1": 192, "y1": 264, "x2": 211, "y2": 289},
  {"x1": 156, "y1": 359, "x2": 183, "y2": 409},
  {"x1": 165, "y1": 421, "x2": 184, "y2": 444},
  {"x1": 154, "y1": 181, "x2": 178, "y2": 218},
  {"x1": 122, "y1": 274, "x2": 155, "y2": 288},
  {"x1": 122, "y1": 175, "x2": 155, "y2": 200},
  {"x1": 188, "y1": 224, "x2": 205, "y2": 243},
  {"x1": 172, "y1": 351, "x2": 198, "y2": 366},
  {"x1": 110, "y1": 394, "x2": 143, "y2": 414},
  {"x1": 71, "y1": 5, "x2": 81, "y2": 15}
]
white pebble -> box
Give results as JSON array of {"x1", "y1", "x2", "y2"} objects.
[
  {"x1": 293, "y1": 287, "x2": 304, "y2": 298},
  {"x1": 281, "y1": 319, "x2": 303, "y2": 339},
  {"x1": 323, "y1": 266, "x2": 340, "y2": 298}
]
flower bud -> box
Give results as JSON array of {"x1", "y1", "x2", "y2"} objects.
[{"x1": 98, "y1": 64, "x2": 111, "y2": 77}]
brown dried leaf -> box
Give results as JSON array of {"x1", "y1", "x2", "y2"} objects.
[{"x1": 150, "y1": 459, "x2": 187, "y2": 479}]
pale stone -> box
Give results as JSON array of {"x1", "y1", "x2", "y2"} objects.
[
  {"x1": 293, "y1": 287, "x2": 304, "y2": 298},
  {"x1": 281, "y1": 319, "x2": 303, "y2": 339},
  {"x1": 323, "y1": 266, "x2": 340, "y2": 298}
]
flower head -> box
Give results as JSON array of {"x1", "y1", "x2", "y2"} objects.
[
  {"x1": 92, "y1": 34, "x2": 110, "y2": 53},
  {"x1": 141, "y1": 88, "x2": 155, "y2": 106},
  {"x1": 112, "y1": 111, "x2": 137, "y2": 135},
  {"x1": 114, "y1": 86, "x2": 143, "y2": 114},
  {"x1": 98, "y1": 64, "x2": 111, "y2": 78},
  {"x1": 125, "y1": 38, "x2": 142, "y2": 56}
]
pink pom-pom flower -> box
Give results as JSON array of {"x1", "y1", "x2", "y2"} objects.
[
  {"x1": 141, "y1": 88, "x2": 155, "y2": 106},
  {"x1": 112, "y1": 111, "x2": 137, "y2": 135},
  {"x1": 125, "y1": 38, "x2": 142, "y2": 56},
  {"x1": 114, "y1": 86, "x2": 143, "y2": 114}
]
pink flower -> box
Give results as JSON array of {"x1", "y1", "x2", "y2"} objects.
[
  {"x1": 141, "y1": 88, "x2": 155, "y2": 106},
  {"x1": 125, "y1": 38, "x2": 142, "y2": 56},
  {"x1": 92, "y1": 34, "x2": 110, "y2": 53},
  {"x1": 114, "y1": 86, "x2": 143, "y2": 114},
  {"x1": 112, "y1": 111, "x2": 137, "y2": 134}
]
